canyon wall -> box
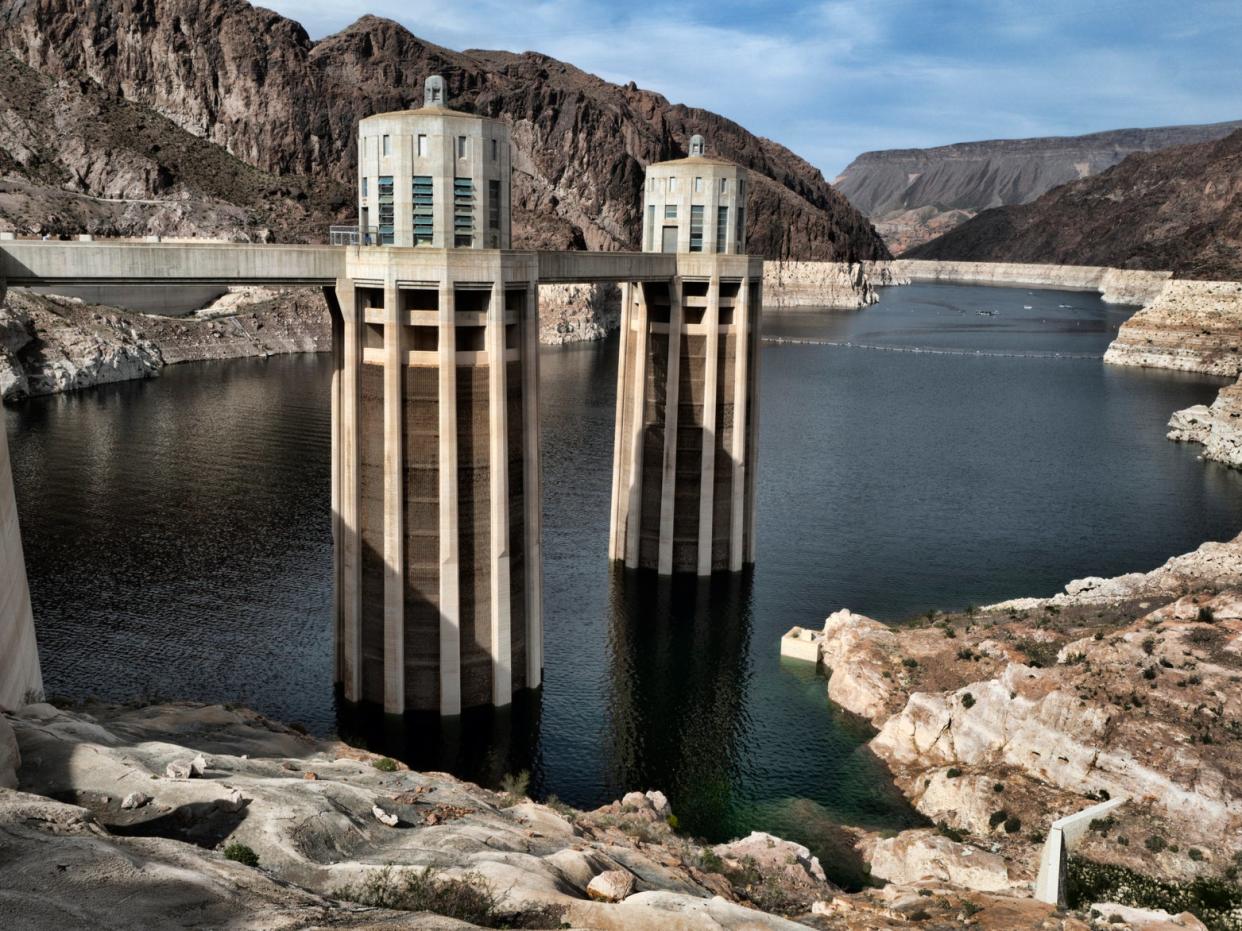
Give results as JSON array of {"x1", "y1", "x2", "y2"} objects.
[
  {"x1": 761, "y1": 261, "x2": 880, "y2": 309},
  {"x1": 906, "y1": 130, "x2": 1242, "y2": 282},
  {"x1": 0, "y1": 423, "x2": 40, "y2": 710},
  {"x1": 880, "y1": 259, "x2": 1172, "y2": 303},
  {"x1": 1103, "y1": 280, "x2": 1242, "y2": 375},
  {"x1": 835, "y1": 120, "x2": 1242, "y2": 253}
]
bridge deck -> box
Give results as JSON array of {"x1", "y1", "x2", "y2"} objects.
[{"x1": 0, "y1": 242, "x2": 718, "y2": 287}]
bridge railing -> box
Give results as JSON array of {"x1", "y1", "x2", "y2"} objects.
[{"x1": 330, "y1": 225, "x2": 383, "y2": 246}]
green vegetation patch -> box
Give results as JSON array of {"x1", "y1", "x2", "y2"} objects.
[{"x1": 1067, "y1": 857, "x2": 1242, "y2": 931}]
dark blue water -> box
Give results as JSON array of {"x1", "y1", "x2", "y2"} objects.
[{"x1": 8, "y1": 283, "x2": 1240, "y2": 874}]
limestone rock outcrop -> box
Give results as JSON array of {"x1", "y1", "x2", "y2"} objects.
[
  {"x1": 762, "y1": 261, "x2": 879, "y2": 309},
  {"x1": 1168, "y1": 378, "x2": 1242, "y2": 469},
  {"x1": 1, "y1": 701, "x2": 838, "y2": 930},
  {"x1": 817, "y1": 609, "x2": 908, "y2": 726},
  {"x1": 1103, "y1": 280, "x2": 1242, "y2": 375},
  {"x1": 538, "y1": 283, "x2": 621, "y2": 344},
  {"x1": 863, "y1": 829, "x2": 1013, "y2": 892},
  {"x1": 0, "y1": 288, "x2": 330, "y2": 399}
]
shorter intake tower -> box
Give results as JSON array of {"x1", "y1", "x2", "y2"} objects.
[{"x1": 609, "y1": 136, "x2": 763, "y2": 575}]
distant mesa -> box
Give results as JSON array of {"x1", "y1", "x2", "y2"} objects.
[{"x1": 836, "y1": 120, "x2": 1242, "y2": 254}]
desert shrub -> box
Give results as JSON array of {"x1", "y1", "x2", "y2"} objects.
[
  {"x1": 372, "y1": 757, "x2": 398, "y2": 773},
  {"x1": 936, "y1": 822, "x2": 965, "y2": 843},
  {"x1": 1198, "y1": 606, "x2": 1216, "y2": 623},
  {"x1": 1067, "y1": 857, "x2": 1242, "y2": 931},
  {"x1": 1089, "y1": 816, "x2": 1116, "y2": 834},
  {"x1": 946, "y1": 767, "x2": 963, "y2": 779},
  {"x1": 961, "y1": 693, "x2": 975, "y2": 709},
  {"x1": 902, "y1": 657, "x2": 919, "y2": 669},
  {"x1": 993, "y1": 782, "x2": 1005, "y2": 793},
  {"x1": 1003, "y1": 816, "x2": 1022, "y2": 834},
  {"x1": 1145, "y1": 835, "x2": 1167, "y2": 853},
  {"x1": 223, "y1": 842, "x2": 259, "y2": 868},
  {"x1": 497, "y1": 770, "x2": 530, "y2": 807},
  {"x1": 1016, "y1": 638, "x2": 1061, "y2": 668},
  {"x1": 1189, "y1": 848, "x2": 1205, "y2": 862},
  {"x1": 1142, "y1": 666, "x2": 1158, "y2": 680},
  {"x1": 334, "y1": 866, "x2": 551, "y2": 928},
  {"x1": 989, "y1": 810, "x2": 1008, "y2": 830},
  {"x1": 697, "y1": 848, "x2": 726, "y2": 874}
]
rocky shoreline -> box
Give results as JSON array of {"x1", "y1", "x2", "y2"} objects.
[
  {"x1": 786, "y1": 533, "x2": 1242, "y2": 930},
  {"x1": 2, "y1": 695, "x2": 1141, "y2": 930},
  {"x1": 0, "y1": 283, "x2": 646, "y2": 400}
]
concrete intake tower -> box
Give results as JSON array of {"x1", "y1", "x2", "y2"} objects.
[
  {"x1": 608, "y1": 136, "x2": 761, "y2": 574},
  {"x1": 333, "y1": 76, "x2": 541, "y2": 717}
]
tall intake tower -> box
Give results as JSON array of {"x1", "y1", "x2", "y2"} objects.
[
  {"x1": 609, "y1": 136, "x2": 763, "y2": 575},
  {"x1": 333, "y1": 76, "x2": 541, "y2": 716}
]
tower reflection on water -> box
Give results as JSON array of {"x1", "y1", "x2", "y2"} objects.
[{"x1": 335, "y1": 564, "x2": 755, "y2": 841}]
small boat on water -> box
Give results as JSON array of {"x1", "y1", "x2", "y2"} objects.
[
  {"x1": 977, "y1": 309, "x2": 998, "y2": 316},
  {"x1": 1023, "y1": 304, "x2": 1033, "y2": 309}
]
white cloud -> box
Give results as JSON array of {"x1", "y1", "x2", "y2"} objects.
[{"x1": 260, "y1": 0, "x2": 1242, "y2": 177}]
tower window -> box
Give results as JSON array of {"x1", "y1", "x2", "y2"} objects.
[
  {"x1": 664, "y1": 204, "x2": 677, "y2": 220},
  {"x1": 488, "y1": 179, "x2": 500, "y2": 231},
  {"x1": 645, "y1": 204, "x2": 655, "y2": 250},
  {"x1": 378, "y1": 176, "x2": 394, "y2": 245},
  {"x1": 689, "y1": 205, "x2": 704, "y2": 252},
  {"x1": 417, "y1": 134, "x2": 428, "y2": 157},
  {"x1": 413, "y1": 176, "x2": 434, "y2": 245},
  {"x1": 454, "y1": 177, "x2": 474, "y2": 247},
  {"x1": 668, "y1": 177, "x2": 677, "y2": 193},
  {"x1": 491, "y1": 138, "x2": 498, "y2": 160},
  {"x1": 694, "y1": 176, "x2": 703, "y2": 193},
  {"x1": 457, "y1": 136, "x2": 468, "y2": 159},
  {"x1": 382, "y1": 135, "x2": 391, "y2": 156},
  {"x1": 720, "y1": 178, "x2": 727, "y2": 193},
  {"x1": 361, "y1": 177, "x2": 368, "y2": 198},
  {"x1": 716, "y1": 206, "x2": 728, "y2": 253}
]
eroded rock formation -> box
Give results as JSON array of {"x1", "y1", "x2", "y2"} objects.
[{"x1": 802, "y1": 534, "x2": 1242, "y2": 920}]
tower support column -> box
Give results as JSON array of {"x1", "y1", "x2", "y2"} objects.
[
  {"x1": 609, "y1": 254, "x2": 763, "y2": 574},
  {"x1": 382, "y1": 278, "x2": 406, "y2": 714},
  {"x1": 334, "y1": 249, "x2": 540, "y2": 715},
  {"x1": 337, "y1": 278, "x2": 363, "y2": 700}
]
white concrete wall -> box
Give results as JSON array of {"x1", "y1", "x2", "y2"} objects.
[
  {"x1": 643, "y1": 158, "x2": 747, "y2": 254},
  {"x1": 0, "y1": 424, "x2": 41, "y2": 710}
]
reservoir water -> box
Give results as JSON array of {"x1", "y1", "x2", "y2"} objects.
[{"x1": 8, "y1": 282, "x2": 1241, "y2": 879}]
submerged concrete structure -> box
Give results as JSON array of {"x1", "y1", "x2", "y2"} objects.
[
  {"x1": 610, "y1": 136, "x2": 762, "y2": 574},
  {"x1": 0, "y1": 423, "x2": 41, "y2": 710},
  {"x1": 0, "y1": 88, "x2": 764, "y2": 716}
]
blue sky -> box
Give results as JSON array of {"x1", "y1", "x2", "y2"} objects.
[{"x1": 263, "y1": 0, "x2": 1242, "y2": 177}]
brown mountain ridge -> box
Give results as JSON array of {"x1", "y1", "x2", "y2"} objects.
[
  {"x1": 906, "y1": 129, "x2": 1242, "y2": 280},
  {"x1": 0, "y1": 0, "x2": 887, "y2": 260}
]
